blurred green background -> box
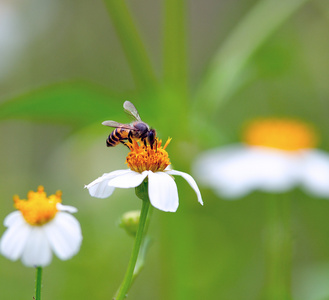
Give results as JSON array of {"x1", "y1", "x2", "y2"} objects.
[{"x1": 1, "y1": 0, "x2": 329, "y2": 299}]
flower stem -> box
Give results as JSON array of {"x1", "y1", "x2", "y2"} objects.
[
  {"x1": 102, "y1": 0, "x2": 156, "y2": 90},
  {"x1": 163, "y1": 0, "x2": 187, "y2": 92},
  {"x1": 115, "y1": 195, "x2": 150, "y2": 300},
  {"x1": 265, "y1": 196, "x2": 292, "y2": 300},
  {"x1": 35, "y1": 267, "x2": 42, "y2": 300}
]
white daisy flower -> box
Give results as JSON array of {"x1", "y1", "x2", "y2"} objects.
[
  {"x1": 85, "y1": 138, "x2": 203, "y2": 212},
  {"x1": 193, "y1": 118, "x2": 329, "y2": 199},
  {"x1": 0, "y1": 186, "x2": 82, "y2": 267}
]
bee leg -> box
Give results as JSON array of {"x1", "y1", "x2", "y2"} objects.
[
  {"x1": 143, "y1": 138, "x2": 147, "y2": 147},
  {"x1": 120, "y1": 140, "x2": 130, "y2": 149},
  {"x1": 128, "y1": 131, "x2": 133, "y2": 143}
]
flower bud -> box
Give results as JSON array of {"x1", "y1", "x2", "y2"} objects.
[{"x1": 119, "y1": 210, "x2": 141, "y2": 237}]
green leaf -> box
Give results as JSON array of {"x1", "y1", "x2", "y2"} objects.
[{"x1": 0, "y1": 81, "x2": 122, "y2": 127}]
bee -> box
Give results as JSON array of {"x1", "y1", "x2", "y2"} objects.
[{"x1": 102, "y1": 101, "x2": 157, "y2": 149}]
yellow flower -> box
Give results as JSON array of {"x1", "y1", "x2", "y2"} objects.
[{"x1": 0, "y1": 186, "x2": 82, "y2": 267}]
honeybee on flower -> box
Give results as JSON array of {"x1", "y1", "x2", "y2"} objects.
[
  {"x1": 85, "y1": 102, "x2": 203, "y2": 212},
  {"x1": 85, "y1": 101, "x2": 203, "y2": 299},
  {"x1": 103, "y1": 101, "x2": 157, "y2": 149}
]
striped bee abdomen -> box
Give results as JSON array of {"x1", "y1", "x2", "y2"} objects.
[{"x1": 106, "y1": 128, "x2": 130, "y2": 147}]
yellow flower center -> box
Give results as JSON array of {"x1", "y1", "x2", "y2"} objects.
[
  {"x1": 126, "y1": 138, "x2": 171, "y2": 173},
  {"x1": 243, "y1": 118, "x2": 317, "y2": 151},
  {"x1": 14, "y1": 186, "x2": 62, "y2": 226}
]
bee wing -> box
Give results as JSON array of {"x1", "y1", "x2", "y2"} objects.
[
  {"x1": 123, "y1": 101, "x2": 142, "y2": 121},
  {"x1": 102, "y1": 120, "x2": 135, "y2": 129}
]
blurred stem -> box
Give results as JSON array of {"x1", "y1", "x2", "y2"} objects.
[
  {"x1": 102, "y1": 0, "x2": 156, "y2": 90},
  {"x1": 162, "y1": 2, "x2": 194, "y2": 300},
  {"x1": 194, "y1": 0, "x2": 310, "y2": 116},
  {"x1": 159, "y1": 0, "x2": 189, "y2": 146},
  {"x1": 163, "y1": 0, "x2": 188, "y2": 97},
  {"x1": 115, "y1": 188, "x2": 151, "y2": 300},
  {"x1": 265, "y1": 196, "x2": 292, "y2": 300},
  {"x1": 131, "y1": 235, "x2": 153, "y2": 284},
  {"x1": 35, "y1": 267, "x2": 42, "y2": 300}
]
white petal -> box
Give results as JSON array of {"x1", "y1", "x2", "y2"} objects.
[
  {"x1": 193, "y1": 145, "x2": 299, "y2": 198},
  {"x1": 87, "y1": 182, "x2": 115, "y2": 198},
  {"x1": 21, "y1": 227, "x2": 52, "y2": 267},
  {"x1": 107, "y1": 170, "x2": 148, "y2": 188},
  {"x1": 148, "y1": 171, "x2": 179, "y2": 212},
  {"x1": 56, "y1": 203, "x2": 78, "y2": 213},
  {"x1": 85, "y1": 170, "x2": 132, "y2": 198},
  {"x1": 44, "y1": 212, "x2": 82, "y2": 260},
  {"x1": 3, "y1": 211, "x2": 22, "y2": 227},
  {"x1": 298, "y1": 150, "x2": 329, "y2": 198},
  {"x1": 166, "y1": 169, "x2": 203, "y2": 205},
  {"x1": 248, "y1": 148, "x2": 299, "y2": 192},
  {"x1": 0, "y1": 215, "x2": 31, "y2": 261}
]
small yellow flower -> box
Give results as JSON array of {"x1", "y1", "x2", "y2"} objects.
[
  {"x1": 13, "y1": 186, "x2": 61, "y2": 226},
  {"x1": 0, "y1": 186, "x2": 82, "y2": 267}
]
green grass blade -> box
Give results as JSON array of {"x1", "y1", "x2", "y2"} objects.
[
  {"x1": 195, "y1": 0, "x2": 310, "y2": 115},
  {"x1": 103, "y1": 0, "x2": 156, "y2": 90}
]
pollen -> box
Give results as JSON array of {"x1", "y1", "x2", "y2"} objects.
[
  {"x1": 243, "y1": 118, "x2": 318, "y2": 151},
  {"x1": 14, "y1": 186, "x2": 62, "y2": 226},
  {"x1": 126, "y1": 138, "x2": 171, "y2": 173}
]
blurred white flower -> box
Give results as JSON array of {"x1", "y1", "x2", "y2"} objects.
[
  {"x1": 86, "y1": 138, "x2": 203, "y2": 212},
  {"x1": 0, "y1": 186, "x2": 82, "y2": 267},
  {"x1": 193, "y1": 118, "x2": 329, "y2": 199}
]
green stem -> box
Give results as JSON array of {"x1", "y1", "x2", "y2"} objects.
[
  {"x1": 158, "y1": 0, "x2": 189, "y2": 138},
  {"x1": 115, "y1": 198, "x2": 150, "y2": 300},
  {"x1": 162, "y1": 3, "x2": 194, "y2": 300},
  {"x1": 102, "y1": 0, "x2": 156, "y2": 90},
  {"x1": 130, "y1": 205, "x2": 153, "y2": 285},
  {"x1": 265, "y1": 196, "x2": 292, "y2": 300},
  {"x1": 35, "y1": 267, "x2": 42, "y2": 300},
  {"x1": 131, "y1": 235, "x2": 152, "y2": 284},
  {"x1": 163, "y1": 0, "x2": 187, "y2": 91}
]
